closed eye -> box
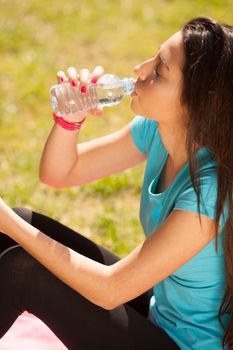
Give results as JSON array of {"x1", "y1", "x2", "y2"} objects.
[{"x1": 154, "y1": 63, "x2": 162, "y2": 78}]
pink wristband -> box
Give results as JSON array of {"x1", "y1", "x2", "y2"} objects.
[{"x1": 53, "y1": 113, "x2": 86, "y2": 131}]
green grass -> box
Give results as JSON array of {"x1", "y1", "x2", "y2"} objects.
[{"x1": 0, "y1": 0, "x2": 232, "y2": 257}]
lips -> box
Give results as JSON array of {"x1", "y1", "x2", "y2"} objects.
[{"x1": 133, "y1": 82, "x2": 139, "y2": 96}]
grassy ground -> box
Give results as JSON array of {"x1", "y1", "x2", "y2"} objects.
[{"x1": 1, "y1": 0, "x2": 232, "y2": 257}]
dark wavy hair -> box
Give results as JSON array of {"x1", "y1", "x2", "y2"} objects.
[{"x1": 181, "y1": 17, "x2": 233, "y2": 348}]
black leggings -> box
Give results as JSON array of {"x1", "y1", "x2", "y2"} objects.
[{"x1": 0, "y1": 208, "x2": 180, "y2": 350}]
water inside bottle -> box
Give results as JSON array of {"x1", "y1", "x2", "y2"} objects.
[
  {"x1": 50, "y1": 75, "x2": 134, "y2": 116},
  {"x1": 98, "y1": 95, "x2": 124, "y2": 107},
  {"x1": 94, "y1": 84, "x2": 124, "y2": 107}
]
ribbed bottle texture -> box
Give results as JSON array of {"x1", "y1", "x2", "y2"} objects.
[{"x1": 50, "y1": 74, "x2": 135, "y2": 117}]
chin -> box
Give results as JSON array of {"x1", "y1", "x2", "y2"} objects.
[
  {"x1": 130, "y1": 103, "x2": 151, "y2": 119},
  {"x1": 130, "y1": 100, "x2": 141, "y2": 115}
]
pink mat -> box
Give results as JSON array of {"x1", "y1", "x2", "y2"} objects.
[{"x1": 0, "y1": 312, "x2": 67, "y2": 349}]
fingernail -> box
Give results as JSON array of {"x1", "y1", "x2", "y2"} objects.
[
  {"x1": 60, "y1": 77, "x2": 64, "y2": 82},
  {"x1": 72, "y1": 80, "x2": 78, "y2": 87},
  {"x1": 81, "y1": 85, "x2": 87, "y2": 93},
  {"x1": 91, "y1": 77, "x2": 98, "y2": 84}
]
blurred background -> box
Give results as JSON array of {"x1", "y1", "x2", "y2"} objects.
[{"x1": 1, "y1": 0, "x2": 232, "y2": 257}]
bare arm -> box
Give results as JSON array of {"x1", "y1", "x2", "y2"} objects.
[
  {"x1": 39, "y1": 122, "x2": 147, "y2": 188},
  {"x1": 0, "y1": 198, "x2": 218, "y2": 310},
  {"x1": 0, "y1": 199, "x2": 110, "y2": 308},
  {"x1": 40, "y1": 65, "x2": 146, "y2": 188}
]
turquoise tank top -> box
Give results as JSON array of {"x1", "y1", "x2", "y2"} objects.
[{"x1": 130, "y1": 115, "x2": 229, "y2": 350}]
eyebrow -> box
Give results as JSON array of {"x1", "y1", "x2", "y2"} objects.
[{"x1": 158, "y1": 45, "x2": 170, "y2": 71}]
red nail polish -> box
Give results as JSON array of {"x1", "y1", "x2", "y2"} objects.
[
  {"x1": 81, "y1": 85, "x2": 87, "y2": 93},
  {"x1": 91, "y1": 77, "x2": 98, "y2": 84},
  {"x1": 72, "y1": 80, "x2": 77, "y2": 87}
]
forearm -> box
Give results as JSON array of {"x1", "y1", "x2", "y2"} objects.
[
  {"x1": 0, "y1": 200, "x2": 112, "y2": 309},
  {"x1": 39, "y1": 124, "x2": 79, "y2": 187}
]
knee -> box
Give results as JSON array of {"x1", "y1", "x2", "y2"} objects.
[
  {"x1": 0, "y1": 246, "x2": 22, "y2": 288},
  {"x1": 0, "y1": 245, "x2": 19, "y2": 262},
  {"x1": 12, "y1": 207, "x2": 32, "y2": 224},
  {"x1": 0, "y1": 245, "x2": 38, "y2": 311},
  {"x1": 0, "y1": 246, "x2": 36, "y2": 285}
]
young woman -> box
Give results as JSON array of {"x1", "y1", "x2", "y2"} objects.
[{"x1": 0, "y1": 17, "x2": 232, "y2": 349}]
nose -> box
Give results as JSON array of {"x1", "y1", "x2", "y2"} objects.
[
  {"x1": 133, "y1": 63, "x2": 145, "y2": 80},
  {"x1": 133, "y1": 57, "x2": 154, "y2": 81},
  {"x1": 133, "y1": 64, "x2": 141, "y2": 75}
]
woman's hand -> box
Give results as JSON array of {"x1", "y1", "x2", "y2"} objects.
[{"x1": 56, "y1": 65, "x2": 104, "y2": 123}]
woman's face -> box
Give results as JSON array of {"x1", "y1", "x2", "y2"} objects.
[{"x1": 131, "y1": 31, "x2": 186, "y2": 125}]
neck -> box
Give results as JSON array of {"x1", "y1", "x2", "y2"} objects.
[{"x1": 158, "y1": 122, "x2": 188, "y2": 172}]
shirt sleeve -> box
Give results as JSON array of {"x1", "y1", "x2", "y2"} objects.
[
  {"x1": 174, "y1": 170, "x2": 228, "y2": 230},
  {"x1": 130, "y1": 115, "x2": 158, "y2": 155}
]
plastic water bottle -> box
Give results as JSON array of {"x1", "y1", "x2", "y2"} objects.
[{"x1": 50, "y1": 74, "x2": 135, "y2": 117}]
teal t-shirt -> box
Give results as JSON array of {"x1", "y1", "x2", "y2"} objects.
[{"x1": 130, "y1": 115, "x2": 229, "y2": 350}]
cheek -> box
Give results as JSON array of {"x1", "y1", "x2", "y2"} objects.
[
  {"x1": 141, "y1": 85, "x2": 169, "y2": 111},
  {"x1": 130, "y1": 86, "x2": 160, "y2": 114},
  {"x1": 131, "y1": 81, "x2": 183, "y2": 116},
  {"x1": 157, "y1": 83, "x2": 182, "y2": 110}
]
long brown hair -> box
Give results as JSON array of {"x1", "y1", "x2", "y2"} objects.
[{"x1": 181, "y1": 17, "x2": 233, "y2": 348}]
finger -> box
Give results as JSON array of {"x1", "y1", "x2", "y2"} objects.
[
  {"x1": 90, "y1": 107, "x2": 103, "y2": 116},
  {"x1": 56, "y1": 71, "x2": 68, "y2": 84},
  {"x1": 80, "y1": 68, "x2": 90, "y2": 93},
  {"x1": 91, "y1": 66, "x2": 104, "y2": 84},
  {"x1": 67, "y1": 66, "x2": 79, "y2": 87}
]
